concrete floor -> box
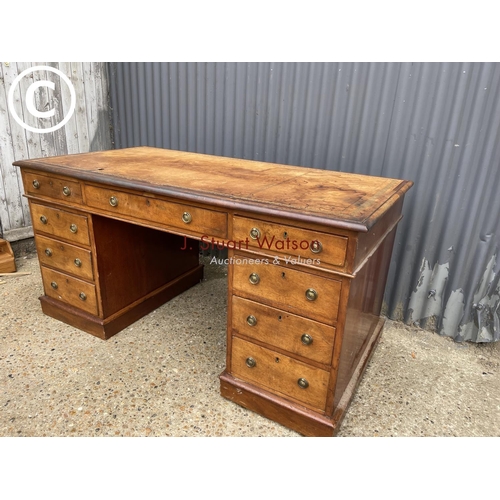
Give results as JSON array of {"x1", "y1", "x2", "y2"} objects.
[{"x1": 1, "y1": 255, "x2": 499, "y2": 437}]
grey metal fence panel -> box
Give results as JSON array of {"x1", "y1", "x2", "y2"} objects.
[{"x1": 108, "y1": 62, "x2": 500, "y2": 342}]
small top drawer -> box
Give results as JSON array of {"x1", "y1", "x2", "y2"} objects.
[
  {"x1": 84, "y1": 184, "x2": 228, "y2": 239},
  {"x1": 31, "y1": 203, "x2": 90, "y2": 246},
  {"x1": 233, "y1": 216, "x2": 348, "y2": 270},
  {"x1": 231, "y1": 255, "x2": 342, "y2": 325},
  {"x1": 23, "y1": 171, "x2": 83, "y2": 204}
]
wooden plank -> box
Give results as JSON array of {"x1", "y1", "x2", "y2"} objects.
[
  {"x1": 58, "y1": 62, "x2": 80, "y2": 154},
  {"x1": 44, "y1": 62, "x2": 68, "y2": 156},
  {"x1": 0, "y1": 63, "x2": 25, "y2": 233},
  {"x1": 32, "y1": 63, "x2": 56, "y2": 157},
  {"x1": 82, "y1": 62, "x2": 99, "y2": 151},
  {"x1": 0, "y1": 64, "x2": 12, "y2": 233},
  {"x1": 92, "y1": 62, "x2": 110, "y2": 150},
  {"x1": 70, "y1": 62, "x2": 91, "y2": 153}
]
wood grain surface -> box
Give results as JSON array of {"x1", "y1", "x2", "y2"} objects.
[{"x1": 14, "y1": 146, "x2": 413, "y2": 230}]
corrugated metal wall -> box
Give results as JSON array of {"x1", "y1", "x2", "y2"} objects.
[
  {"x1": 0, "y1": 62, "x2": 112, "y2": 241},
  {"x1": 108, "y1": 62, "x2": 500, "y2": 342}
]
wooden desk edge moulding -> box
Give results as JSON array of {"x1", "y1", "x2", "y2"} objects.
[{"x1": 14, "y1": 147, "x2": 413, "y2": 437}]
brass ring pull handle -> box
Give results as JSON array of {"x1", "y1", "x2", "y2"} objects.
[
  {"x1": 62, "y1": 186, "x2": 71, "y2": 196},
  {"x1": 246, "y1": 357, "x2": 256, "y2": 368},
  {"x1": 40, "y1": 215, "x2": 48, "y2": 225},
  {"x1": 79, "y1": 292, "x2": 87, "y2": 301},
  {"x1": 50, "y1": 281, "x2": 58, "y2": 290},
  {"x1": 109, "y1": 196, "x2": 118, "y2": 207},
  {"x1": 297, "y1": 378, "x2": 309, "y2": 389},
  {"x1": 32, "y1": 180, "x2": 40, "y2": 189},
  {"x1": 69, "y1": 224, "x2": 78, "y2": 234},
  {"x1": 249, "y1": 273, "x2": 260, "y2": 285},
  {"x1": 246, "y1": 315, "x2": 257, "y2": 327},
  {"x1": 305, "y1": 288, "x2": 318, "y2": 301},
  {"x1": 301, "y1": 334, "x2": 313, "y2": 346},
  {"x1": 310, "y1": 240, "x2": 322, "y2": 254},
  {"x1": 45, "y1": 248, "x2": 52, "y2": 257},
  {"x1": 182, "y1": 212, "x2": 192, "y2": 224},
  {"x1": 74, "y1": 259, "x2": 82, "y2": 267},
  {"x1": 249, "y1": 227, "x2": 260, "y2": 240}
]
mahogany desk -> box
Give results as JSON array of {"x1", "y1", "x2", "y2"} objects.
[{"x1": 15, "y1": 147, "x2": 412, "y2": 436}]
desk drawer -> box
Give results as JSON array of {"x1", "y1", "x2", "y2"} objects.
[
  {"x1": 41, "y1": 266, "x2": 98, "y2": 316},
  {"x1": 231, "y1": 337, "x2": 329, "y2": 411},
  {"x1": 232, "y1": 296, "x2": 335, "y2": 365},
  {"x1": 31, "y1": 203, "x2": 90, "y2": 246},
  {"x1": 35, "y1": 234, "x2": 94, "y2": 281},
  {"x1": 84, "y1": 184, "x2": 228, "y2": 239},
  {"x1": 233, "y1": 216, "x2": 348, "y2": 269},
  {"x1": 24, "y1": 171, "x2": 83, "y2": 204},
  {"x1": 232, "y1": 256, "x2": 341, "y2": 325}
]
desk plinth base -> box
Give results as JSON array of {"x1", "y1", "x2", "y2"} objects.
[
  {"x1": 40, "y1": 264, "x2": 204, "y2": 340},
  {"x1": 220, "y1": 316, "x2": 384, "y2": 437}
]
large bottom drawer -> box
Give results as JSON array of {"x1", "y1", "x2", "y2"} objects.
[
  {"x1": 41, "y1": 266, "x2": 98, "y2": 316},
  {"x1": 230, "y1": 336, "x2": 330, "y2": 412}
]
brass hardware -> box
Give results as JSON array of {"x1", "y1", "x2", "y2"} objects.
[
  {"x1": 305, "y1": 288, "x2": 318, "y2": 301},
  {"x1": 245, "y1": 357, "x2": 256, "y2": 368},
  {"x1": 297, "y1": 378, "x2": 309, "y2": 389},
  {"x1": 32, "y1": 180, "x2": 40, "y2": 189},
  {"x1": 301, "y1": 334, "x2": 313, "y2": 346},
  {"x1": 182, "y1": 211, "x2": 192, "y2": 224},
  {"x1": 246, "y1": 315, "x2": 257, "y2": 327},
  {"x1": 50, "y1": 281, "x2": 58, "y2": 290},
  {"x1": 79, "y1": 292, "x2": 87, "y2": 301},
  {"x1": 310, "y1": 240, "x2": 322, "y2": 254},
  {"x1": 249, "y1": 273, "x2": 260, "y2": 285},
  {"x1": 40, "y1": 215, "x2": 47, "y2": 225},
  {"x1": 62, "y1": 186, "x2": 71, "y2": 196},
  {"x1": 249, "y1": 227, "x2": 260, "y2": 240},
  {"x1": 283, "y1": 231, "x2": 288, "y2": 239},
  {"x1": 74, "y1": 258, "x2": 82, "y2": 267},
  {"x1": 45, "y1": 248, "x2": 52, "y2": 257},
  {"x1": 69, "y1": 224, "x2": 78, "y2": 233},
  {"x1": 109, "y1": 196, "x2": 118, "y2": 207}
]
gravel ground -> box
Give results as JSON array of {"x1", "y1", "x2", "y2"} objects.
[{"x1": 1, "y1": 255, "x2": 499, "y2": 437}]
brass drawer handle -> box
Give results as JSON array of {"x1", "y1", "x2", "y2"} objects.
[
  {"x1": 62, "y1": 186, "x2": 71, "y2": 196},
  {"x1": 297, "y1": 378, "x2": 309, "y2": 389},
  {"x1": 246, "y1": 315, "x2": 257, "y2": 327},
  {"x1": 45, "y1": 248, "x2": 52, "y2": 257},
  {"x1": 305, "y1": 288, "x2": 318, "y2": 301},
  {"x1": 69, "y1": 224, "x2": 78, "y2": 234},
  {"x1": 50, "y1": 281, "x2": 58, "y2": 290},
  {"x1": 301, "y1": 333, "x2": 313, "y2": 346},
  {"x1": 74, "y1": 258, "x2": 82, "y2": 267},
  {"x1": 249, "y1": 273, "x2": 260, "y2": 285},
  {"x1": 32, "y1": 180, "x2": 40, "y2": 189},
  {"x1": 40, "y1": 215, "x2": 48, "y2": 225},
  {"x1": 79, "y1": 292, "x2": 87, "y2": 301},
  {"x1": 182, "y1": 211, "x2": 192, "y2": 224},
  {"x1": 249, "y1": 227, "x2": 260, "y2": 240},
  {"x1": 245, "y1": 357, "x2": 256, "y2": 368},
  {"x1": 109, "y1": 196, "x2": 118, "y2": 207},
  {"x1": 310, "y1": 240, "x2": 322, "y2": 254}
]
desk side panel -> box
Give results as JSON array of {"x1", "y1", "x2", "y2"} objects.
[{"x1": 333, "y1": 224, "x2": 398, "y2": 408}]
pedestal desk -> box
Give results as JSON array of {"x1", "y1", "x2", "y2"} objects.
[{"x1": 15, "y1": 147, "x2": 412, "y2": 436}]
